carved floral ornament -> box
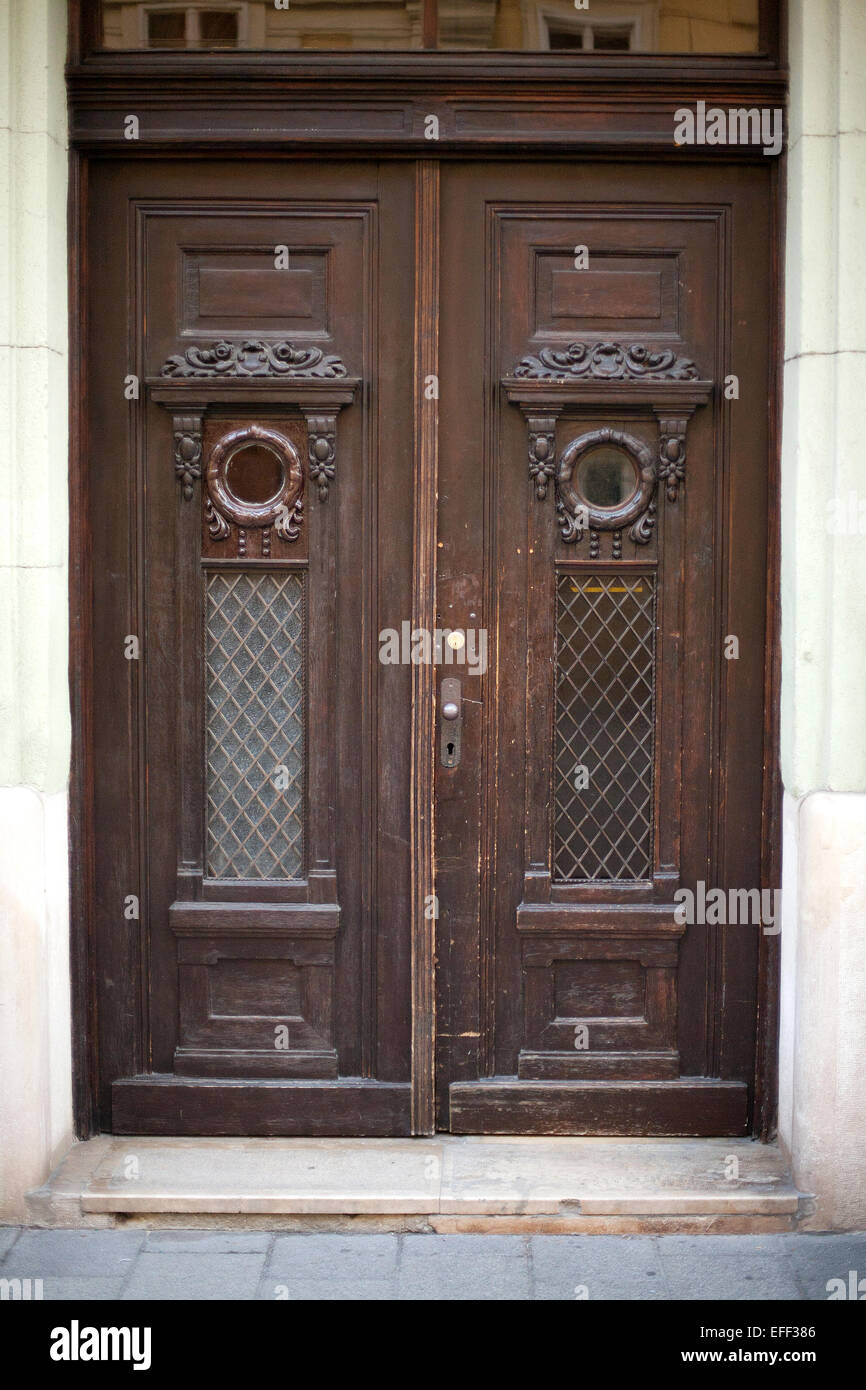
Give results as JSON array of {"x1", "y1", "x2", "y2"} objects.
[
  {"x1": 502, "y1": 341, "x2": 714, "y2": 551},
  {"x1": 161, "y1": 339, "x2": 349, "y2": 380},
  {"x1": 148, "y1": 338, "x2": 360, "y2": 535},
  {"x1": 514, "y1": 341, "x2": 702, "y2": 383}
]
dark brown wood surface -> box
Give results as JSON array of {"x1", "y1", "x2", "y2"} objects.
[
  {"x1": 435, "y1": 161, "x2": 773, "y2": 1135},
  {"x1": 86, "y1": 161, "x2": 416, "y2": 1134}
]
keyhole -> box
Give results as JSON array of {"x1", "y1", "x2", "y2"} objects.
[{"x1": 447, "y1": 742, "x2": 455, "y2": 758}]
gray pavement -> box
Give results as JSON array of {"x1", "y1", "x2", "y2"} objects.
[{"x1": 1, "y1": 1228, "x2": 865, "y2": 1300}]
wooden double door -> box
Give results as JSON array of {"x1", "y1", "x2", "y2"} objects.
[{"x1": 86, "y1": 156, "x2": 773, "y2": 1136}]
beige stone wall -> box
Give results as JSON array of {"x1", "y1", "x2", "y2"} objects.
[
  {"x1": 778, "y1": 0, "x2": 866, "y2": 1230},
  {"x1": 0, "y1": 0, "x2": 72, "y2": 1222}
]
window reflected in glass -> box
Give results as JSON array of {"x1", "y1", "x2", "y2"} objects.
[
  {"x1": 439, "y1": 1, "x2": 761, "y2": 53},
  {"x1": 99, "y1": 1, "x2": 763, "y2": 54},
  {"x1": 101, "y1": 1, "x2": 427, "y2": 51}
]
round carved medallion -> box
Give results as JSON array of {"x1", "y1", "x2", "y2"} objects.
[
  {"x1": 206, "y1": 424, "x2": 304, "y2": 540},
  {"x1": 557, "y1": 427, "x2": 657, "y2": 543}
]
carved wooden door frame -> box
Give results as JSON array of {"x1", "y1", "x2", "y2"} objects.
[{"x1": 67, "y1": 6, "x2": 786, "y2": 1141}]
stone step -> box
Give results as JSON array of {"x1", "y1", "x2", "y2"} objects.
[{"x1": 27, "y1": 1135, "x2": 812, "y2": 1233}]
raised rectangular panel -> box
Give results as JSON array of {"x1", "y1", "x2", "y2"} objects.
[
  {"x1": 534, "y1": 251, "x2": 679, "y2": 339},
  {"x1": 199, "y1": 268, "x2": 314, "y2": 319},
  {"x1": 181, "y1": 248, "x2": 329, "y2": 337},
  {"x1": 551, "y1": 268, "x2": 663, "y2": 321}
]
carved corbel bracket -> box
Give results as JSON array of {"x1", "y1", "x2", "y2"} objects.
[
  {"x1": 525, "y1": 411, "x2": 562, "y2": 501},
  {"x1": 172, "y1": 411, "x2": 204, "y2": 501},
  {"x1": 301, "y1": 411, "x2": 338, "y2": 502},
  {"x1": 147, "y1": 338, "x2": 360, "y2": 508},
  {"x1": 655, "y1": 411, "x2": 693, "y2": 504}
]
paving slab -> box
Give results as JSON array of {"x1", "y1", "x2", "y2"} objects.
[
  {"x1": 0, "y1": 1228, "x2": 20, "y2": 1260},
  {"x1": 785, "y1": 1233, "x2": 866, "y2": 1300},
  {"x1": 267, "y1": 1232, "x2": 399, "y2": 1280},
  {"x1": 1, "y1": 1228, "x2": 144, "y2": 1277},
  {"x1": 1, "y1": 1228, "x2": 863, "y2": 1301},
  {"x1": 43, "y1": 1277, "x2": 128, "y2": 1301},
  {"x1": 531, "y1": 1232, "x2": 672, "y2": 1300},
  {"x1": 143, "y1": 1230, "x2": 273, "y2": 1255},
  {"x1": 121, "y1": 1252, "x2": 266, "y2": 1301},
  {"x1": 397, "y1": 1233, "x2": 532, "y2": 1300},
  {"x1": 657, "y1": 1254, "x2": 803, "y2": 1301},
  {"x1": 260, "y1": 1279, "x2": 397, "y2": 1301}
]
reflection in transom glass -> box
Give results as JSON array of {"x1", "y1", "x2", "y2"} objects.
[
  {"x1": 440, "y1": 1, "x2": 760, "y2": 52},
  {"x1": 99, "y1": 1, "x2": 761, "y2": 53},
  {"x1": 100, "y1": 1, "x2": 428, "y2": 50}
]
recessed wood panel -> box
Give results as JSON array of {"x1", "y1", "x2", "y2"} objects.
[
  {"x1": 209, "y1": 958, "x2": 302, "y2": 1017},
  {"x1": 555, "y1": 958, "x2": 645, "y2": 1019}
]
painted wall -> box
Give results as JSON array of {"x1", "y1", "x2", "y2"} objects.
[
  {"x1": 0, "y1": 0, "x2": 71, "y2": 1221},
  {"x1": 778, "y1": 0, "x2": 866, "y2": 1229}
]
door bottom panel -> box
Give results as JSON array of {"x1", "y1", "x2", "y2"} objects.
[
  {"x1": 448, "y1": 1080, "x2": 749, "y2": 1137},
  {"x1": 112, "y1": 1077, "x2": 412, "y2": 1137}
]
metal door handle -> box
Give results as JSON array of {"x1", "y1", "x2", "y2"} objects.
[{"x1": 440, "y1": 678, "x2": 462, "y2": 768}]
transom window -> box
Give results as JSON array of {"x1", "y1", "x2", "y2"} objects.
[{"x1": 98, "y1": 0, "x2": 765, "y2": 54}]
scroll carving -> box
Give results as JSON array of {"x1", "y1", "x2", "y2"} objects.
[
  {"x1": 161, "y1": 339, "x2": 349, "y2": 380},
  {"x1": 205, "y1": 496, "x2": 230, "y2": 540},
  {"x1": 503, "y1": 343, "x2": 713, "y2": 550},
  {"x1": 514, "y1": 342, "x2": 701, "y2": 382}
]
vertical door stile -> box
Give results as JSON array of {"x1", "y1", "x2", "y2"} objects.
[{"x1": 410, "y1": 159, "x2": 440, "y2": 1136}]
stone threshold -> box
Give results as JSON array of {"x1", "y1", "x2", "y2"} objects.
[{"x1": 26, "y1": 1135, "x2": 813, "y2": 1234}]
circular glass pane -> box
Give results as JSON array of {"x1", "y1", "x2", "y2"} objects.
[
  {"x1": 225, "y1": 444, "x2": 284, "y2": 505},
  {"x1": 575, "y1": 446, "x2": 638, "y2": 509}
]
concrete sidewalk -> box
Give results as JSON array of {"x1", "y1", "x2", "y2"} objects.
[{"x1": 1, "y1": 1228, "x2": 864, "y2": 1300}]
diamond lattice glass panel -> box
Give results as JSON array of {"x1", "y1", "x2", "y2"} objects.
[
  {"x1": 206, "y1": 572, "x2": 304, "y2": 879},
  {"x1": 554, "y1": 572, "x2": 656, "y2": 881}
]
